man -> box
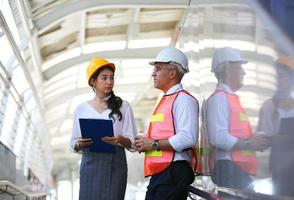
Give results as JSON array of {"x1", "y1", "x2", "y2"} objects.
[
  {"x1": 205, "y1": 47, "x2": 269, "y2": 191},
  {"x1": 134, "y1": 47, "x2": 199, "y2": 200}
]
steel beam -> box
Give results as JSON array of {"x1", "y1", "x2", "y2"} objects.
[
  {"x1": 43, "y1": 46, "x2": 162, "y2": 80},
  {"x1": 34, "y1": 0, "x2": 189, "y2": 31}
]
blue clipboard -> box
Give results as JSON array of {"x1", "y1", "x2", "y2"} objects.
[
  {"x1": 79, "y1": 118, "x2": 116, "y2": 153},
  {"x1": 279, "y1": 117, "x2": 294, "y2": 135}
]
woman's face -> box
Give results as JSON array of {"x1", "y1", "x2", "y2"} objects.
[
  {"x1": 276, "y1": 66, "x2": 292, "y2": 93},
  {"x1": 91, "y1": 68, "x2": 114, "y2": 95}
]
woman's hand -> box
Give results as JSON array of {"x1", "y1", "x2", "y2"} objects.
[
  {"x1": 75, "y1": 138, "x2": 93, "y2": 151},
  {"x1": 102, "y1": 135, "x2": 121, "y2": 145},
  {"x1": 102, "y1": 134, "x2": 132, "y2": 148}
]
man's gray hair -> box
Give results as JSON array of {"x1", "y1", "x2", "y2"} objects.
[
  {"x1": 171, "y1": 62, "x2": 187, "y2": 74},
  {"x1": 168, "y1": 62, "x2": 185, "y2": 81},
  {"x1": 214, "y1": 62, "x2": 230, "y2": 82}
]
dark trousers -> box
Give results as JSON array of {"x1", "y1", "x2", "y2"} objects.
[
  {"x1": 273, "y1": 173, "x2": 294, "y2": 197},
  {"x1": 145, "y1": 161, "x2": 195, "y2": 200},
  {"x1": 211, "y1": 160, "x2": 253, "y2": 191},
  {"x1": 270, "y1": 147, "x2": 294, "y2": 197}
]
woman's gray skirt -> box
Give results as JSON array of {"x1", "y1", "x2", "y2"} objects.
[{"x1": 79, "y1": 145, "x2": 127, "y2": 200}]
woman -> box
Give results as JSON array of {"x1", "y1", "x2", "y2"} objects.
[
  {"x1": 70, "y1": 57, "x2": 137, "y2": 200},
  {"x1": 257, "y1": 56, "x2": 294, "y2": 196}
]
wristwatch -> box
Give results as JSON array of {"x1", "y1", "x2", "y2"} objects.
[
  {"x1": 151, "y1": 139, "x2": 160, "y2": 151},
  {"x1": 241, "y1": 139, "x2": 251, "y2": 150},
  {"x1": 244, "y1": 139, "x2": 252, "y2": 149}
]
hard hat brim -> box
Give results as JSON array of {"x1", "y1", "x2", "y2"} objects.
[
  {"x1": 212, "y1": 60, "x2": 248, "y2": 73},
  {"x1": 149, "y1": 60, "x2": 190, "y2": 73},
  {"x1": 88, "y1": 63, "x2": 115, "y2": 85},
  {"x1": 237, "y1": 60, "x2": 248, "y2": 65},
  {"x1": 276, "y1": 57, "x2": 294, "y2": 70},
  {"x1": 149, "y1": 60, "x2": 171, "y2": 65}
]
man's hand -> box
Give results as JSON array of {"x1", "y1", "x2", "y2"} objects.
[
  {"x1": 249, "y1": 135, "x2": 271, "y2": 151},
  {"x1": 134, "y1": 135, "x2": 153, "y2": 153}
]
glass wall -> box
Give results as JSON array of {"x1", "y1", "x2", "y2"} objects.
[
  {"x1": 179, "y1": 0, "x2": 294, "y2": 198},
  {"x1": 0, "y1": 0, "x2": 52, "y2": 195}
]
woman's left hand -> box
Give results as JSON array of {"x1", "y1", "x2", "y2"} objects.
[
  {"x1": 102, "y1": 134, "x2": 132, "y2": 148},
  {"x1": 101, "y1": 135, "x2": 121, "y2": 146}
]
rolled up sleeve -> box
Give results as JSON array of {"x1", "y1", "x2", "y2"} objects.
[
  {"x1": 169, "y1": 93, "x2": 199, "y2": 152},
  {"x1": 206, "y1": 93, "x2": 237, "y2": 151}
]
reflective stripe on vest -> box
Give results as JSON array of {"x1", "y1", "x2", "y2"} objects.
[
  {"x1": 144, "y1": 90, "x2": 195, "y2": 177},
  {"x1": 215, "y1": 90, "x2": 257, "y2": 175}
]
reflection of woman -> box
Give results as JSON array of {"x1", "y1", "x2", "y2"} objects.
[
  {"x1": 257, "y1": 57, "x2": 294, "y2": 197},
  {"x1": 70, "y1": 58, "x2": 137, "y2": 200}
]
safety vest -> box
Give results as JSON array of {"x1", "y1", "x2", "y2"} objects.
[
  {"x1": 194, "y1": 121, "x2": 212, "y2": 176},
  {"x1": 144, "y1": 90, "x2": 197, "y2": 177},
  {"x1": 212, "y1": 90, "x2": 257, "y2": 175}
]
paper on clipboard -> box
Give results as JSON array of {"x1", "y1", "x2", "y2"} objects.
[{"x1": 79, "y1": 118, "x2": 116, "y2": 153}]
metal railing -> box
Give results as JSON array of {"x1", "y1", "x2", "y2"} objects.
[
  {"x1": 187, "y1": 185, "x2": 282, "y2": 200},
  {"x1": 0, "y1": 180, "x2": 47, "y2": 200},
  {"x1": 187, "y1": 185, "x2": 216, "y2": 200}
]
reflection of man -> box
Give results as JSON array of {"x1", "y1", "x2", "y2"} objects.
[
  {"x1": 134, "y1": 47, "x2": 199, "y2": 200},
  {"x1": 257, "y1": 57, "x2": 294, "y2": 196},
  {"x1": 206, "y1": 47, "x2": 269, "y2": 191}
]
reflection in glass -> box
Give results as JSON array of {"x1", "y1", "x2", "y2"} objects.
[
  {"x1": 11, "y1": 65, "x2": 30, "y2": 95},
  {"x1": 205, "y1": 47, "x2": 268, "y2": 191},
  {"x1": 14, "y1": 115, "x2": 26, "y2": 156},
  {"x1": 257, "y1": 57, "x2": 294, "y2": 196},
  {"x1": 0, "y1": 94, "x2": 17, "y2": 149},
  {"x1": 178, "y1": 0, "x2": 294, "y2": 198}
]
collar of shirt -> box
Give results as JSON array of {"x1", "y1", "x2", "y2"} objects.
[
  {"x1": 216, "y1": 83, "x2": 234, "y2": 95},
  {"x1": 165, "y1": 83, "x2": 183, "y2": 95},
  {"x1": 103, "y1": 95, "x2": 111, "y2": 100}
]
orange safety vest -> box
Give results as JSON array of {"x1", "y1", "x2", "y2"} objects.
[
  {"x1": 212, "y1": 90, "x2": 257, "y2": 175},
  {"x1": 194, "y1": 122, "x2": 212, "y2": 176},
  {"x1": 144, "y1": 90, "x2": 198, "y2": 177}
]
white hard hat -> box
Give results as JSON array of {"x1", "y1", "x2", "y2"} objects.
[
  {"x1": 211, "y1": 47, "x2": 247, "y2": 73},
  {"x1": 149, "y1": 47, "x2": 189, "y2": 73}
]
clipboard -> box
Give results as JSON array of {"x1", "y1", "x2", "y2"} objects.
[
  {"x1": 279, "y1": 117, "x2": 294, "y2": 135},
  {"x1": 79, "y1": 118, "x2": 116, "y2": 153}
]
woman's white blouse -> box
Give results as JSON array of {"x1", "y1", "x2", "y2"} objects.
[{"x1": 70, "y1": 100, "x2": 137, "y2": 150}]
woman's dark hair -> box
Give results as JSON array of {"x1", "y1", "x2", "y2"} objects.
[
  {"x1": 107, "y1": 91, "x2": 123, "y2": 121},
  {"x1": 90, "y1": 66, "x2": 123, "y2": 121}
]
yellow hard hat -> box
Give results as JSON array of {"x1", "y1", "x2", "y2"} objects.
[
  {"x1": 276, "y1": 56, "x2": 294, "y2": 70},
  {"x1": 87, "y1": 57, "x2": 115, "y2": 85}
]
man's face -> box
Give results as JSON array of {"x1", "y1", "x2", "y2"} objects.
[
  {"x1": 227, "y1": 62, "x2": 246, "y2": 91},
  {"x1": 151, "y1": 63, "x2": 173, "y2": 91}
]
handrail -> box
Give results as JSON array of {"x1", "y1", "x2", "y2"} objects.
[
  {"x1": 216, "y1": 186, "x2": 281, "y2": 200},
  {"x1": 187, "y1": 184, "x2": 283, "y2": 200},
  {"x1": 186, "y1": 185, "x2": 215, "y2": 200},
  {"x1": 0, "y1": 180, "x2": 47, "y2": 199}
]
